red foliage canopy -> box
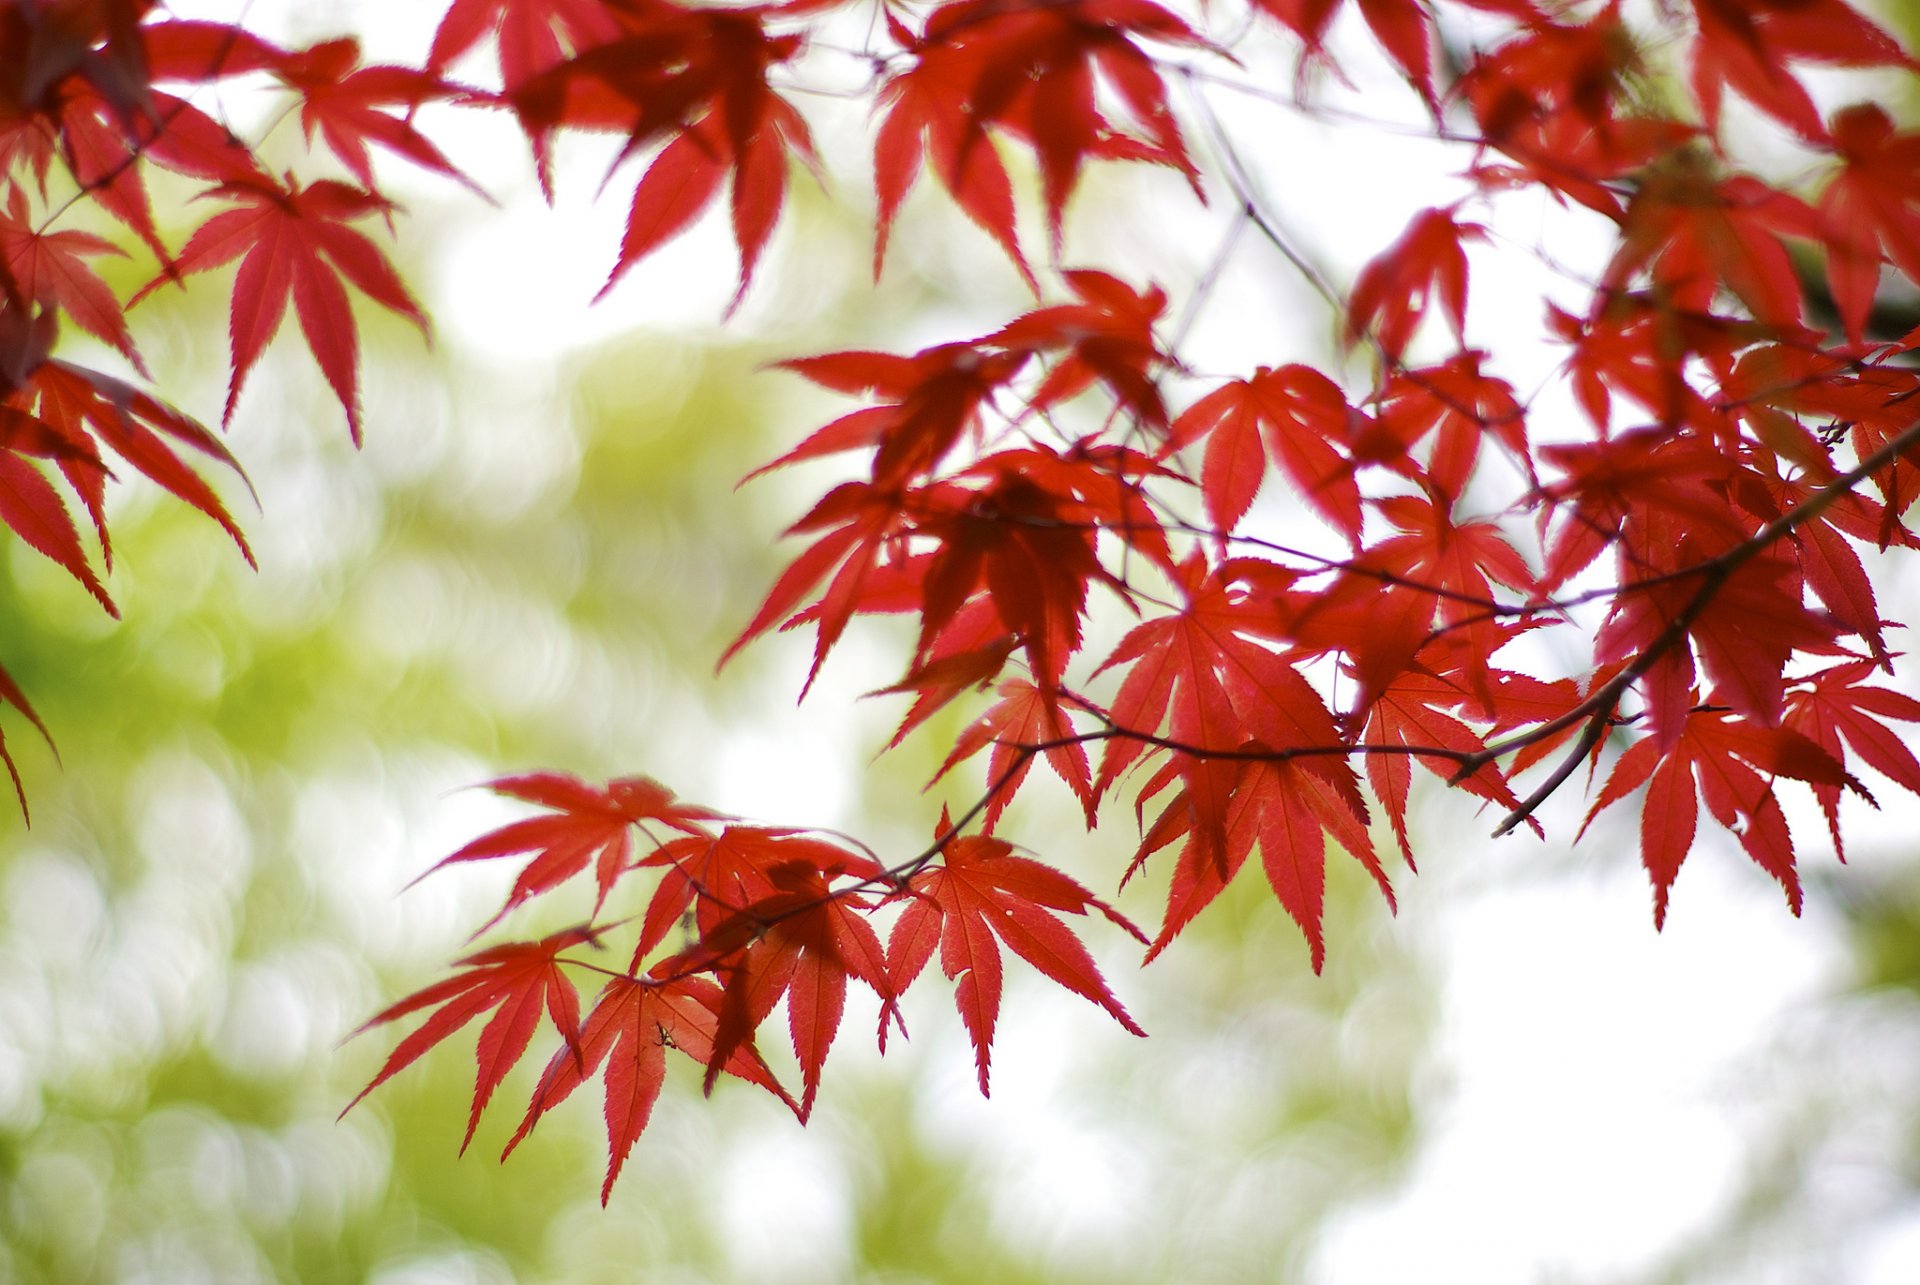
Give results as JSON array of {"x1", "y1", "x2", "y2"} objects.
[{"x1": 7, "y1": 0, "x2": 1920, "y2": 1199}]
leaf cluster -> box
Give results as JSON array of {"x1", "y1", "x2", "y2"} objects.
[{"x1": 9, "y1": 0, "x2": 1920, "y2": 1197}]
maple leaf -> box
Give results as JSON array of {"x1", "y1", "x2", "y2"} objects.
[
  {"x1": 1463, "y1": 5, "x2": 1694, "y2": 219},
  {"x1": 1129, "y1": 750, "x2": 1390, "y2": 971},
  {"x1": 932, "y1": 677, "x2": 1095, "y2": 830},
  {"x1": 875, "y1": 595, "x2": 1019, "y2": 751},
  {"x1": 14, "y1": 357, "x2": 253, "y2": 570},
  {"x1": 413, "y1": 773, "x2": 725, "y2": 932},
  {"x1": 344, "y1": 924, "x2": 603, "y2": 1152},
  {"x1": 873, "y1": 0, "x2": 1208, "y2": 274},
  {"x1": 132, "y1": 175, "x2": 428, "y2": 442},
  {"x1": 1355, "y1": 663, "x2": 1532, "y2": 865},
  {"x1": 0, "y1": 186, "x2": 141, "y2": 370},
  {"x1": 1536, "y1": 428, "x2": 1748, "y2": 590},
  {"x1": 1817, "y1": 103, "x2": 1920, "y2": 344},
  {"x1": 1361, "y1": 352, "x2": 1529, "y2": 501},
  {"x1": 504, "y1": 972, "x2": 796, "y2": 1204},
  {"x1": 274, "y1": 37, "x2": 479, "y2": 194},
  {"x1": 1685, "y1": 0, "x2": 1915, "y2": 142},
  {"x1": 1096, "y1": 555, "x2": 1362, "y2": 885},
  {"x1": 1366, "y1": 490, "x2": 1535, "y2": 626},
  {"x1": 2, "y1": 65, "x2": 261, "y2": 268},
  {"x1": 650, "y1": 831, "x2": 894, "y2": 1120},
  {"x1": 720, "y1": 478, "x2": 911, "y2": 690},
  {"x1": 1098, "y1": 558, "x2": 1319, "y2": 771},
  {"x1": 990, "y1": 269, "x2": 1173, "y2": 431},
  {"x1": 1784, "y1": 659, "x2": 1920, "y2": 860},
  {"x1": 509, "y1": 5, "x2": 815, "y2": 307},
  {"x1": 1347, "y1": 205, "x2": 1487, "y2": 360},
  {"x1": 1165, "y1": 363, "x2": 1366, "y2": 538},
  {"x1": 889, "y1": 820, "x2": 1145, "y2": 1094},
  {"x1": 1595, "y1": 529, "x2": 1831, "y2": 746},
  {"x1": 913, "y1": 450, "x2": 1124, "y2": 690},
  {"x1": 1604, "y1": 150, "x2": 1817, "y2": 330},
  {"x1": 764, "y1": 342, "x2": 1029, "y2": 487},
  {"x1": 1547, "y1": 293, "x2": 1754, "y2": 435},
  {"x1": 1585, "y1": 710, "x2": 1851, "y2": 927}
]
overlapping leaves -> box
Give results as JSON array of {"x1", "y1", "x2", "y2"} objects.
[{"x1": 12, "y1": 0, "x2": 1920, "y2": 1208}]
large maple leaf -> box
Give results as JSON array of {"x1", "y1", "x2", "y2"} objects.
[
  {"x1": 1785, "y1": 659, "x2": 1920, "y2": 860},
  {"x1": 413, "y1": 773, "x2": 724, "y2": 931},
  {"x1": 873, "y1": 0, "x2": 1207, "y2": 276},
  {"x1": 133, "y1": 175, "x2": 427, "y2": 442},
  {"x1": 1165, "y1": 363, "x2": 1366, "y2": 539},
  {"x1": 508, "y1": 4, "x2": 815, "y2": 306},
  {"x1": 649, "y1": 829, "x2": 895, "y2": 1119},
  {"x1": 273, "y1": 37, "x2": 477, "y2": 194},
  {"x1": 1586, "y1": 710, "x2": 1852, "y2": 926},
  {"x1": 1685, "y1": 0, "x2": 1915, "y2": 142},
  {"x1": 889, "y1": 821, "x2": 1145, "y2": 1093},
  {"x1": 504, "y1": 972, "x2": 795, "y2": 1204},
  {"x1": 343, "y1": 925, "x2": 604, "y2": 1151}
]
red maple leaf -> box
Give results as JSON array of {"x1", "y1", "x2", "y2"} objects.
[
  {"x1": 1359, "y1": 352, "x2": 1529, "y2": 500},
  {"x1": 1817, "y1": 103, "x2": 1920, "y2": 344},
  {"x1": 413, "y1": 773, "x2": 725, "y2": 932},
  {"x1": 889, "y1": 820, "x2": 1145, "y2": 1094},
  {"x1": 650, "y1": 831, "x2": 894, "y2": 1119},
  {"x1": 504, "y1": 972, "x2": 796, "y2": 1204},
  {"x1": 274, "y1": 37, "x2": 478, "y2": 194},
  {"x1": 933, "y1": 677, "x2": 1096, "y2": 830},
  {"x1": 344, "y1": 924, "x2": 604, "y2": 1152},
  {"x1": 913, "y1": 450, "x2": 1124, "y2": 690},
  {"x1": 1129, "y1": 750, "x2": 1389, "y2": 971},
  {"x1": 11, "y1": 356, "x2": 253, "y2": 572},
  {"x1": 1785, "y1": 659, "x2": 1920, "y2": 860},
  {"x1": 1347, "y1": 205, "x2": 1487, "y2": 359},
  {"x1": 1604, "y1": 151, "x2": 1817, "y2": 331},
  {"x1": 1585, "y1": 709, "x2": 1851, "y2": 927},
  {"x1": 1166, "y1": 364, "x2": 1366, "y2": 538},
  {"x1": 720, "y1": 477, "x2": 912, "y2": 690},
  {"x1": 509, "y1": 5, "x2": 814, "y2": 306},
  {"x1": 1365, "y1": 490, "x2": 1534, "y2": 625},
  {"x1": 1686, "y1": 0, "x2": 1915, "y2": 142},
  {"x1": 0, "y1": 186, "x2": 141, "y2": 370},
  {"x1": 0, "y1": 425, "x2": 111, "y2": 613},
  {"x1": 133, "y1": 175, "x2": 428, "y2": 442},
  {"x1": 873, "y1": 0, "x2": 1207, "y2": 276},
  {"x1": 763, "y1": 342, "x2": 1028, "y2": 487},
  {"x1": 989, "y1": 269, "x2": 1173, "y2": 431}
]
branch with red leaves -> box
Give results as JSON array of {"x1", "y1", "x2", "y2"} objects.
[{"x1": 10, "y1": 0, "x2": 1920, "y2": 1199}]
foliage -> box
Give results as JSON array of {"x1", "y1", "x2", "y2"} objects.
[{"x1": 6, "y1": 0, "x2": 1920, "y2": 1202}]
